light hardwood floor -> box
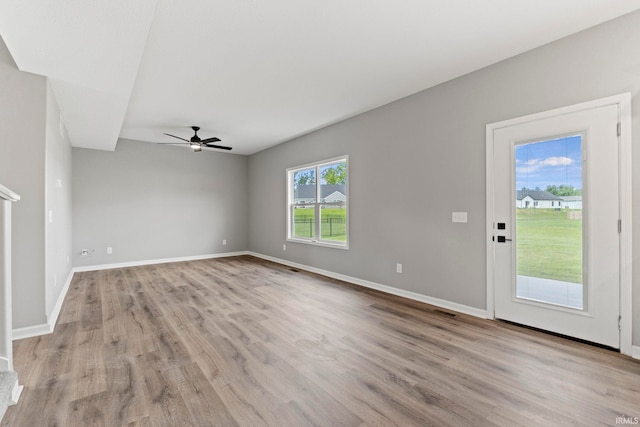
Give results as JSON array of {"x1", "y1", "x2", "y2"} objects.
[{"x1": 2, "y1": 255, "x2": 639, "y2": 426}]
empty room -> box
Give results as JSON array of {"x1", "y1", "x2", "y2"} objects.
[{"x1": 1, "y1": 1, "x2": 639, "y2": 426}]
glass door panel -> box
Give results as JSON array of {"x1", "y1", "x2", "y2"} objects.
[{"x1": 514, "y1": 135, "x2": 584, "y2": 310}]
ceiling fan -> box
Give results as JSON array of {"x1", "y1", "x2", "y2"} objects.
[{"x1": 160, "y1": 126, "x2": 232, "y2": 152}]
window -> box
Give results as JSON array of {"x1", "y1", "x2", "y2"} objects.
[{"x1": 287, "y1": 156, "x2": 348, "y2": 248}]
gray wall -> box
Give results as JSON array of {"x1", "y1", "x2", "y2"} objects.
[
  {"x1": 72, "y1": 139, "x2": 249, "y2": 267},
  {"x1": 0, "y1": 37, "x2": 48, "y2": 329},
  {"x1": 248, "y1": 11, "x2": 640, "y2": 345},
  {"x1": 45, "y1": 81, "x2": 73, "y2": 319}
]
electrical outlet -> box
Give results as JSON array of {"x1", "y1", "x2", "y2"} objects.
[
  {"x1": 107, "y1": 247, "x2": 113, "y2": 254},
  {"x1": 222, "y1": 239, "x2": 227, "y2": 246},
  {"x1": 283, "y1": 244, "x2": 286, "y2": 251},
  {"x1": 396, "y1": 263, "x2": 403, "y2": 274}
]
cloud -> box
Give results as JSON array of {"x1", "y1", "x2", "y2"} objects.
[
  {"x1": 516, "y1": 156, "x2": 573, "y2": 174},
  {"x1": 540, "y1": 156, "x2": 573, "y2": 166}
]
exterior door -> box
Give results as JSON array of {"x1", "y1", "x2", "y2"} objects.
[{"x1": 490, "y1": 102, "x2": 621, "y2": 348}]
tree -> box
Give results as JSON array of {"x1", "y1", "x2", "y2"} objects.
[
  {"x1": 321, "y1": 163, "x2": 346, "y2": 185},
  {"x1": 294, "y1": 171, "x2": 315, "y2": 186},
  {"x1": 546, "y1": 184, "x2": 581, "y2": 196}
]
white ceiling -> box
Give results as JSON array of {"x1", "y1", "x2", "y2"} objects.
[{"x1": 1, "y1": 1, "x2": 639, "y2": 155}]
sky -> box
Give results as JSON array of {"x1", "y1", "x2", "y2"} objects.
[{"x1": 515, "y1": 135, "x2": 582, "y2": 191}]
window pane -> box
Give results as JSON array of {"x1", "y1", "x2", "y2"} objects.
[
  {"x1": 293, "y1": 168, "x2": 316, "y2": 204},
  {"x1": 319, "y1": 204, "x2": 346, "y2": 242},
  {"x1": 292, "y1": 206, "x2": 315, "y2": 239},
  {"x1": 319, "y1": 161, "x2": 347, "y2": 201},
  {"x1": 319, "y1": 161, "x2": 347, "y2": 242},
  {"x1": 515, "y1": 135, "x2": 583, "y2": 309}
]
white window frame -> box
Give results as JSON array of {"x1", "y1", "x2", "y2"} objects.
[{"x1": 286, "y1": 155, "x2": 349, "y2": 249}]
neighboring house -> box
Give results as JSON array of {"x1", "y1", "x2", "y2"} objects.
[
  {"x1": 516, "y1": 190, "x2": 563, "y2": 208},
  {"x1": 294, "y1": 184, "x2": 346, "y2": 204},
  {"x1": 324, "y1": 190, "x2": 346, "y2": 203},
  {"x1": 560, "y1": 196, "x2": 583, "y2": 210}
]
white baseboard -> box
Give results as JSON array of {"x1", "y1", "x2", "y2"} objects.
[
  {"x1": 248, "y1": 251, "x2": 488, "y2": 319},
  {"x1": 10, "y1": 382, "x2": 22, "y2": 405},
  {"x1": 13, "y1": 270, "x2": 74, "y2": 341},
  {"x1": 12, "y1": 323, "x2": 51, "y2": 341},
  {"x1": 73, "y1": 251, "x2": 249, "y2": 272},
  {"x1": 47, "y1": 269, "x2": 74, "y2": 332},
  {"x1": 11, "y1": 251, "x2": 634, "y2": 354}
]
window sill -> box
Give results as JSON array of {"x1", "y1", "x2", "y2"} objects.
[{"x1": 287, "y1": 237, "x2": 349, "y2": 250}]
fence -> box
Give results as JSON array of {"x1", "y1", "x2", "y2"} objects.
[{"x1": 294, "y1": 216, "x2": 346, "y2": 238}]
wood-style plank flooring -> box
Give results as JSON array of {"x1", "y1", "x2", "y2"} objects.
[{"x1": 2, "y1": 255, "x2": 639, "y2": 426}]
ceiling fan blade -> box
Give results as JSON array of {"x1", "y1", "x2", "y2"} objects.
[
  {"x1": 155, "y1": 142, "x2": 187, "y2": 145},
  {"x1": 204, "y1": 143, "x2": 232, "y2": 150},
  {"x1": 200, "y1": 137, "x2": 221, "y2": 144},
  {"x1": 163, "y1": 133, "x2": 190, "y2": 142}
]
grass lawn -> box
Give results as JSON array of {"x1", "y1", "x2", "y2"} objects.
[
  {"x1": 293, "y1": 207, "x2": 346, "y2": 241},
  {"x1": 516, "y1": 208, "x2": 582, "y2": 284}
]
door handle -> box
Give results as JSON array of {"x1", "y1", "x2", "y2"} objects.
[{"x1": 496, "y1": 236, "x2": 512, "y2": 243}]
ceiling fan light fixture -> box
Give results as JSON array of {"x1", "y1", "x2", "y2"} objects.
[{"x1": 161, "y1": 126, "x2": 231, "y2": 151}]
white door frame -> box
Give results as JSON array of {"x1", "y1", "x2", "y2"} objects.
[
  {"x1": 486, "y1": 93, "x2": 632, "y2": 356},
  {"x1": 0, "y1": 184, "x2": 20, "y2": 371}
]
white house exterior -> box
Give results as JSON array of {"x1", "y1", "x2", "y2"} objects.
[
  {"x1": 516, "y1": 190, "x2": 563, "y2": 208},
  {"x1": 560, "y1": 196, "x2": 583, "y2": 210},
  {"x1": 324, "y1": 190, "x2": 346, "y2": 203},
  {"x1": 294, "y1": 184, "x2": 346, "y2": 204}
]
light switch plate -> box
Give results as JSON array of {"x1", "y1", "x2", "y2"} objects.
[{"x1": 452, "y1": 212, "x2": 468, "y2": 223}]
